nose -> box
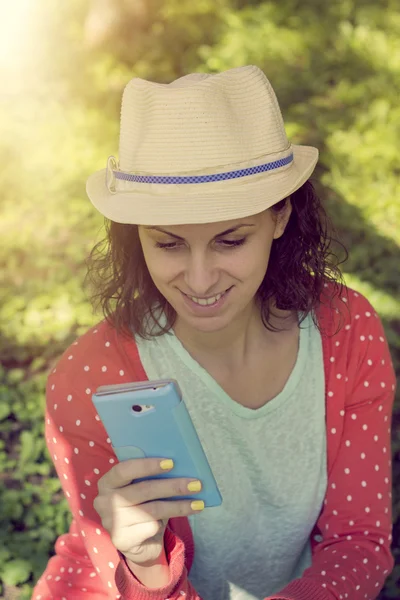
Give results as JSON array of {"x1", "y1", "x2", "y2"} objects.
[{"x1": 183, "y1": 249, "x2": 220, "y2": 297}]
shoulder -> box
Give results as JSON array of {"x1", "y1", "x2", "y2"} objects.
[
  {"x1": 317, "y1": 281, "x2": 396, "y2": 404},
  {"x1": 47, "y1": 318, "x2": 146, "y2": 398}
]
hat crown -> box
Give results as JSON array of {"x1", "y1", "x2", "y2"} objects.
[{"x1": 118, "y1": 65, "x2": 289, "y2": 174}]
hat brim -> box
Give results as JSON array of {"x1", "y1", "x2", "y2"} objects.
[{"x1": 86, "y1": 145, "x2": 318, "y2": 225}]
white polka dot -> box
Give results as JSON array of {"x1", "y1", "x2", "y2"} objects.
[
  {"x1": 76, "y1": 420, "x2": 81, "y2": 426},
  {"x1": 360, "y1": 335, "x2": 365, "y2": 341},
  {"x1": 381, "y1": 382, "x2": 386, "y2": 388},
  {"x1": 102, "y1": 366, "x2": 107, "y2": 372},
  {"x1": 330, "y1": 357, "x2": 335, "y2": 363},
  {"x1": 332, "y1": 483, "x2": 336, "y2": 489},
  {"x1": 328, "y1": 391, "x2": 334, "y2": 397},
  {"x1": 89, "y1": 441, "x2": 95, "y2": 447},
  {"x1": 379, "y1": 336, "x2": 384, "y2": 342},
  {"x1": 336, "y1": 373, "x2": 342, "y2": 379},
  {"x1": 335, "y1": 341, "x2": 340, "y2": 347},
  {"x1": 365, "y1": 507, "x2": 370, "y2": 513},
  {"x1": 84, "y1": 366, "x2": 90, "y2": 371},
  {"x1": 363, "y1": 381, "x2": 369, "y2": 387},
  {"x1": 119, "y1": 370, "x2": 125, "y2": 376},
  {"x1": 85, "y1": 388, "x2": 91, "y2": 395},
  {"x1": 109, "y1": 562, "x2": 115, "y2": 568},
  {"x1": 355, "y1": 314, "x2": 360, "y2": 319},
  {"x1": 375, "y1": 465, "x2": 379, "y2": 471},
  {"x1": 93, "y1": 547, "x2": 98, "y2": 554},
  {"x1": 74, "y1": 447, "x2": 79, "y2": 454},
  {"x1": 362, "y1": 424, "x2": 368, "y2": 430},
  {"x1": 94, "y1": 468, "x2": 100, "y2": 475},
  {"x1": 105, "y1": 341, "x2": 110, "y2": 347},
  {"x1": 109, "y1": 458, "x2": 115, "y2": 464},
  {"x1": 385, "y1": 477, "x2": 389, "y2": 484},
  {"x1": 377, "y1": 493, "x2": 383, "y2": 499},
  {"x1": 368, "y1": 335, "x2": 373, "y2": 340},
  {"x1": 80, "y1": 493, "x2": 86, "y2": 499},
  {"x1": 347, "y1": 495, "x2": 352, "y2": 501},
  {"x1": 361, "y1": 453, "x2": 366, "y2": 459},
  {"x1": 344, "y1": 468, "x2": 350, "y2": 474},
  {"x1": 68, "y1": 355, "x2": 73, "y2": 360},
  {"x1": 331, "y1": 428, "x2": 336, "y2": 434},
  {"x1": 361, "y1": 481, "x2": 367, "y2": 487},
  {"x1": 67, "y1": 395, "x2": 72, "y2": 401},
  {"x1": 64, "y1": 457, "x2": 69, "y2": 464},
  {"x1": 378, "y1": 405, "x2": 383, "y2": 411},
  {"x1": 363, "y1": 558, "x2": 368, "y2": 564},
  {"x1": 351, "y1": 414, "x2": 357, "y2": 420},
  {"x1": 349, "y1": 520, "x2": 354, "y2": 526},
  {"x1": 85, "y1": 480, "x2": 91, "y2": 486},
  {"x1": 365, "y1": 312, "x2": 371, "y2": 317},
  {"x1": 345, "y1": 324, "x2": 350, "y2": 330},
  {"x1": 376, "y1": 521, "x2": 381, "y2": 527},
  {"x1": 367, "y1": 359, "x2": 372, "y2": 366},
  {"x1": 345, "y1": 440, "x2": 350, "y2": 447}
]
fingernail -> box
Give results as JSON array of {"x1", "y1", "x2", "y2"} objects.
[
  {"x1": 160, "y1": 459, "x2": 174, "y2": 470},
  {"x1": 187, "y1": 480, "x2": 202, "y2": 492},
  {"x1": 191, "y1": 500, "x2": 205, "y2": 511}
]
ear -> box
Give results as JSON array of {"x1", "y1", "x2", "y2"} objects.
[{"x1": 272, "y1": 197, "x2": 292, "y2": 240}]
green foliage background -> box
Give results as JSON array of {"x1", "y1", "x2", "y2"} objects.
[{"x1": 0, "y1": 0, "x2": 399, "y2": 597}]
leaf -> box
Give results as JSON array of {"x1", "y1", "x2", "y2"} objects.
[
  {"x1": 18, "y1": 431, "x2": 36, "y2": 467},
  {"x1": 1, "y1": 559, "x2": 32, "y2": 586},
  {"x1": 0, "y1": 402, "x2": 11, "y2": 421}
]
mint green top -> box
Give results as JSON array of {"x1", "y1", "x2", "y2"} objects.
[{"x1": 135, "y1": 311, "x2": 327, "y2": 600}]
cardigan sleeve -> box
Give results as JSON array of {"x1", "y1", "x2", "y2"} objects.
[
  {"x1": 32, "y1": 366, "x2": 203, "y2": 600},
  {"x1": 265, "y1": 298, "x2": 396, "y2": 600}
]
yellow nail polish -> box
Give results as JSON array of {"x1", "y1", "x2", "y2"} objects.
[
  {"x1": 191, "y1": 500, "x2": 205, "y2": 511},
  {"x1": 187, "y1": 480, "x2": 202, "y2": 492},
  {"x1": 160, "y1": 459, "x2": 174, "y2": 470}
]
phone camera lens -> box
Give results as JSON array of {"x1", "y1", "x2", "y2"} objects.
[{"x1": 132, "y1": 405, "x2": 142, "y2": 413}]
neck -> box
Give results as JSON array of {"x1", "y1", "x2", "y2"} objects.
[{"x1": 173, "y1": 300, "x2": 298, "y2": 368}]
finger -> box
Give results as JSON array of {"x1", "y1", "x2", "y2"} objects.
[
  {"x1": 135, "y1": 498, "x2": 205, "y2": 523},
  {"x1": 112, "y1": 476, "x2": 202, "y2": 509},
  {"x1": 98, "y1": 457, "x2": 173, "y2": 494}
]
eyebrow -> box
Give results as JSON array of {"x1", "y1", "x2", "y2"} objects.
[{"x1": 144, "y1": 224, "x2": 255, "y2": 241}]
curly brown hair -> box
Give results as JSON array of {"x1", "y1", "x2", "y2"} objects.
[{"x1": 84, "y1": 180, "x2": 348, "y2": 339}]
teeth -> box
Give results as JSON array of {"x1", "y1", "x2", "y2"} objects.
[{"x1": 189, "y1": 292, "x2": 223, "y2": 306}]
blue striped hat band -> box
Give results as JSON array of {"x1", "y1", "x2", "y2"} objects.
[{"x1": 107, "y1": 152, "x2": 294, "y2": 190}]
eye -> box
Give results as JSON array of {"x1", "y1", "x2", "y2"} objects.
[
  {"x1": 218, "y1": 238, "x2": 246, "y2": 248},
  {"x1": 155, "y1": 241, "x2": 181, "y2": 250}
]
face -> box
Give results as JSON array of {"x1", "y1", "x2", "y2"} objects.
[{"x1": 138, "y1": 203, "x2": 292, "y2": 334}]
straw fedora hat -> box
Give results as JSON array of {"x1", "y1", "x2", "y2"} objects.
[{"x1": 86, "y1": 65, "x2": 318, "y2": 225}]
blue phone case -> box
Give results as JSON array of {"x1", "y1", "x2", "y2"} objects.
[{"x1": 92, "y1": 379, "x2": 222, "y2": 507}]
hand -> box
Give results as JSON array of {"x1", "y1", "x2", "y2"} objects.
[{"x1": 93, "y1": 458, "x2": 203, "y2": 566}]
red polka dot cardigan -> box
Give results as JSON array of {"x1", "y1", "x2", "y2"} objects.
[{"x1": 33, "y1": 285, "x2": 396, "y2": 600}]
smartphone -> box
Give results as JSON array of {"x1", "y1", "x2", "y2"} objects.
[{"x1": 92, "y1": 379, "x2": 222, "y2": 507}]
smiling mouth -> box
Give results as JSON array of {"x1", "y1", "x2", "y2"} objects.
[{"x1": 182, "y1": 287, "x2": 232, "y2": 306}]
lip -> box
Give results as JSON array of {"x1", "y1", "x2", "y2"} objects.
[{"x1": 181, "y1": 287, "x2": 232, "y2": 315}]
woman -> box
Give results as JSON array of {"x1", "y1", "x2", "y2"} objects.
[{"x1": 33, "y1": 65, "x2": 395, "y2": 600}]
